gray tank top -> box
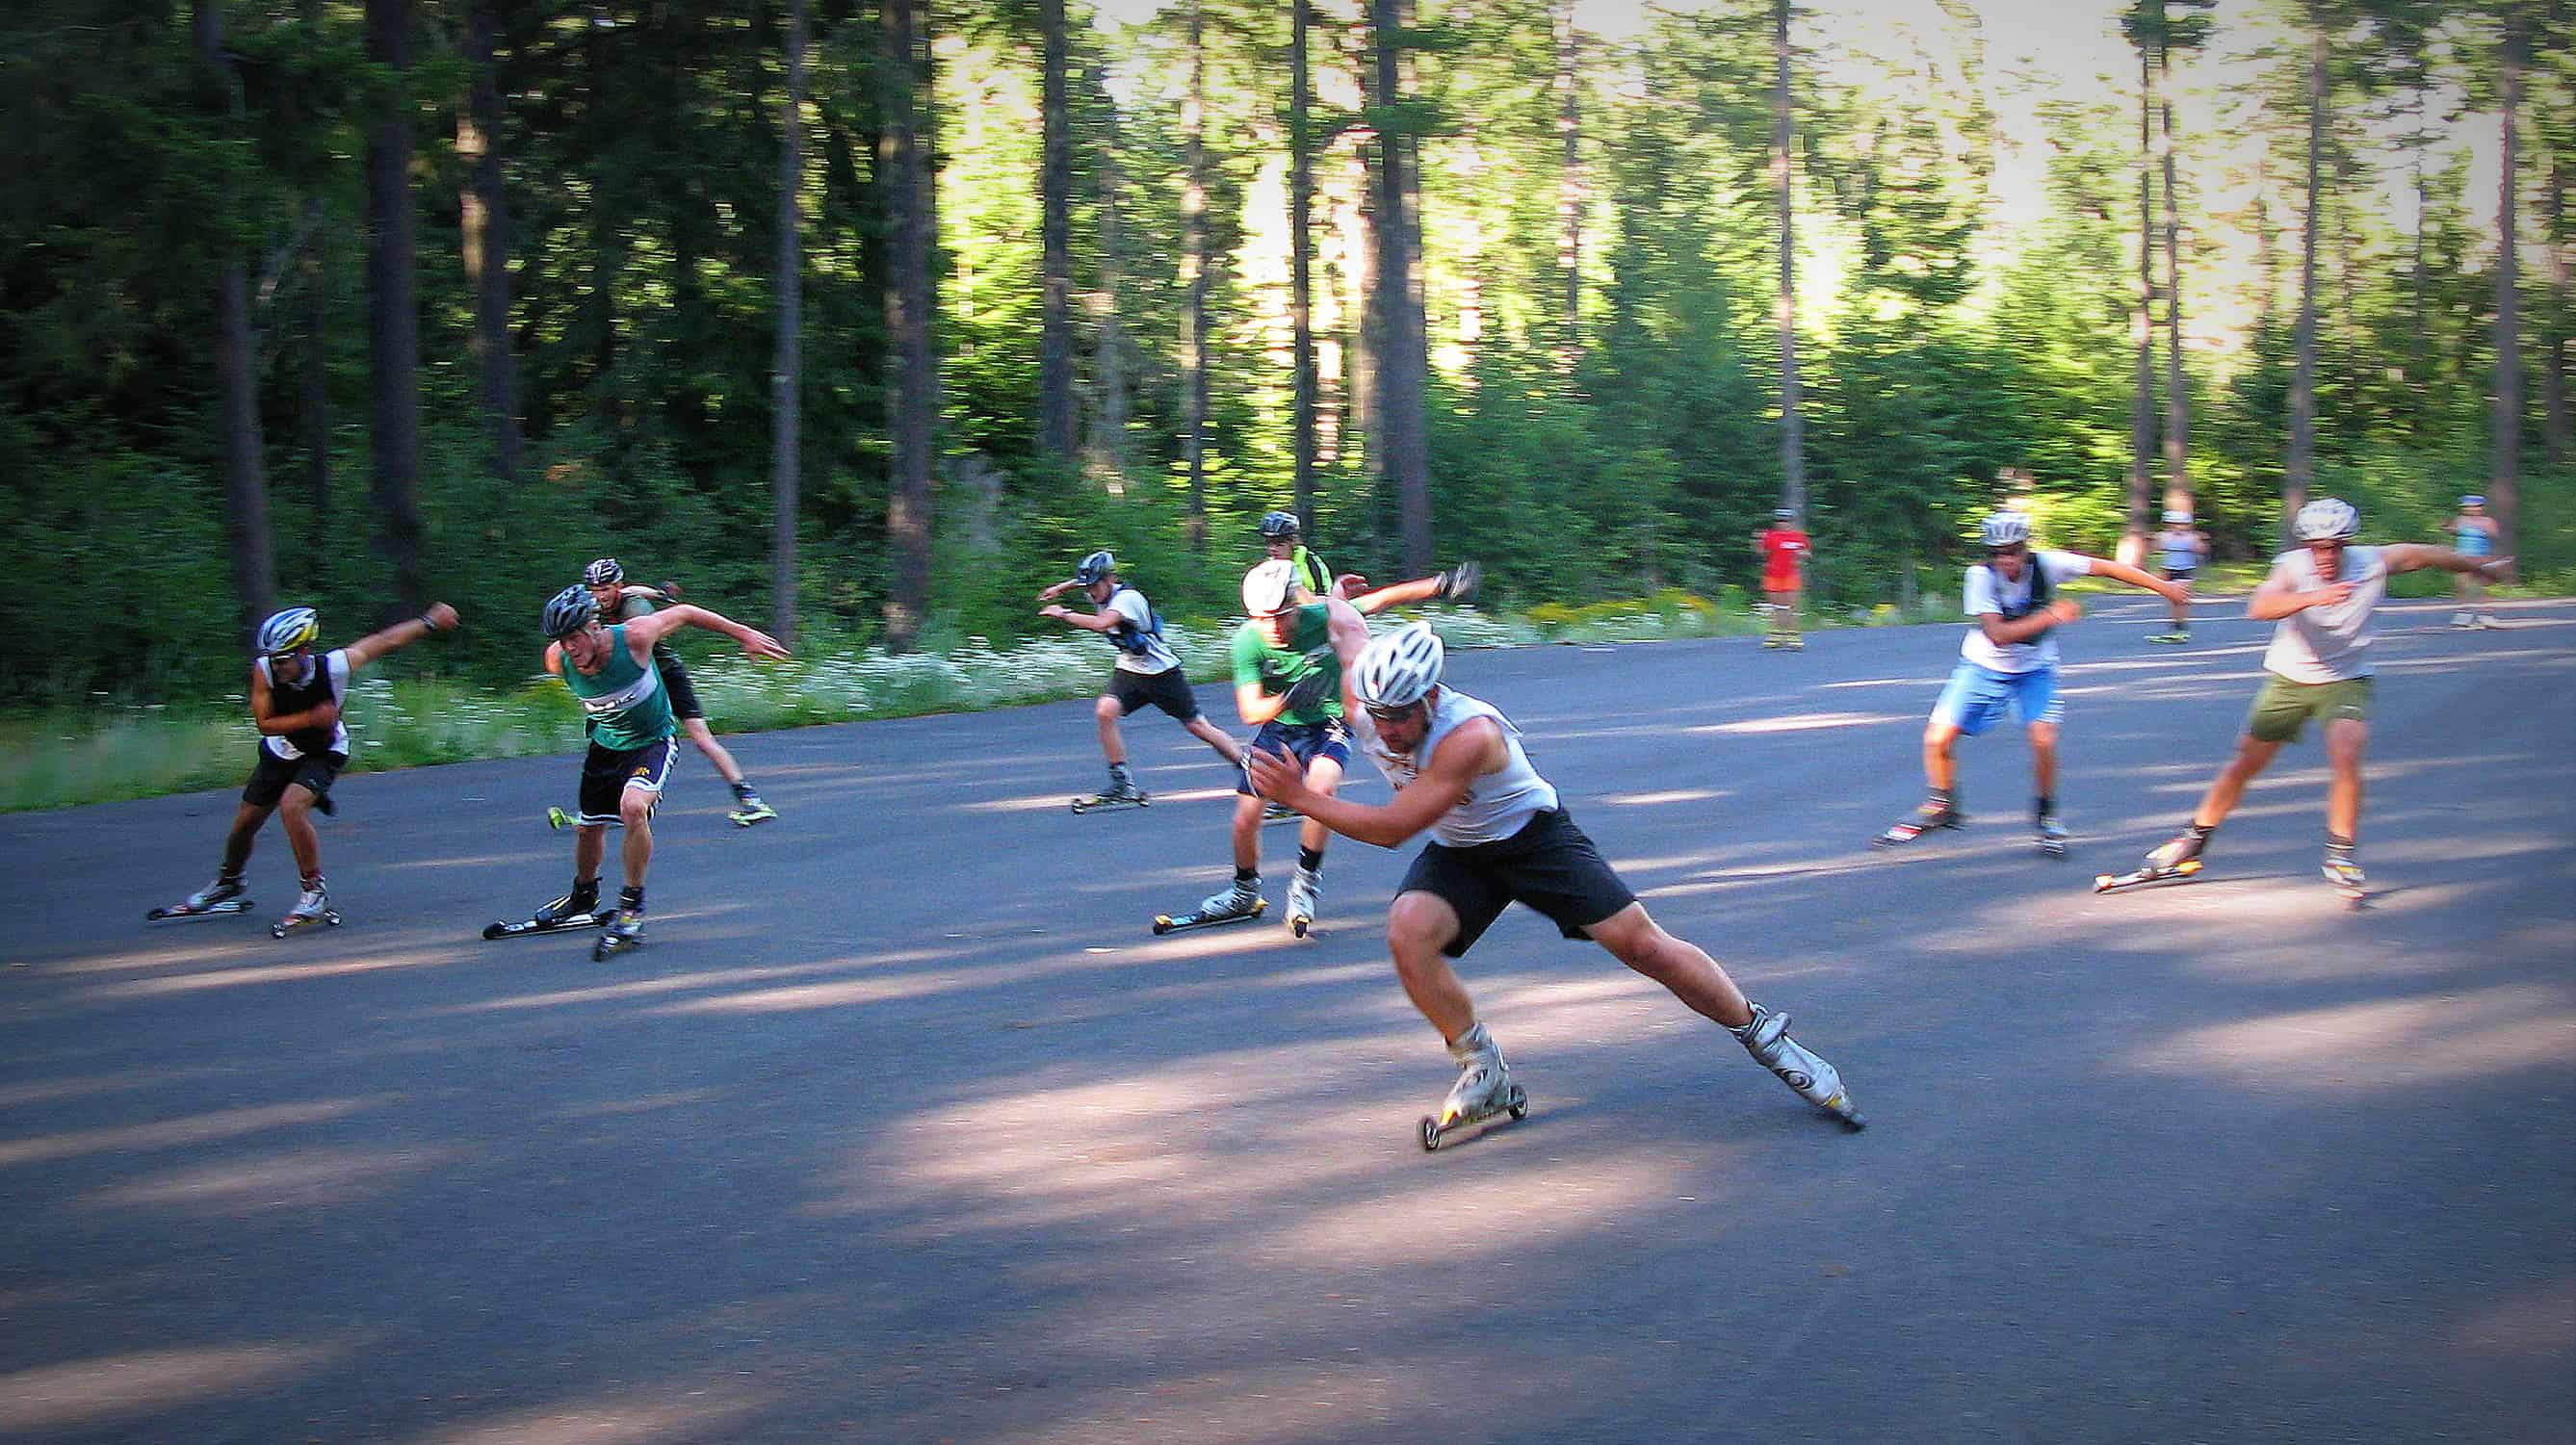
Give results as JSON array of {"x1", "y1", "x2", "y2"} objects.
[{"x1": 1355, "y1": 687, "x2": 1559, "y2": 846}]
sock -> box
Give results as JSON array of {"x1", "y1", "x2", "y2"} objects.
[
  {"x1": 1234, "y1": 865, "x2": 1259, "y2": 886},
  {"x1": 619, "y1": 885, "x2": 645, "y2": 912},
  {"x1": 2035, "y1": 794, "x2": 2056, "y2": 819},
  {"x1": 1298, "y1": 846, "x2": 1324, "y2": 873}
]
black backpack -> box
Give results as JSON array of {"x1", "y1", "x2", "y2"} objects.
[
  {"x1": 1106, "y1": 586, "x2": 1163, "y2": 657},
  {"x1": 1983, "y1": 555, "x2": 2053, "y2": 623}
]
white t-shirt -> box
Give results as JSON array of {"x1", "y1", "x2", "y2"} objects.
[
  {"x1": 1349, "y1": 687, "x2": 1560, "y2": 847},
  {"x1": 2261, "y1": 546, "x2": 2386, "y2": 683},
  {"x1": 1104, "y1": 587, "x2": 1180, "y2": 675},
  {"x1": 1960, "y1": 550, "x2": 2092, "y2": 674}
]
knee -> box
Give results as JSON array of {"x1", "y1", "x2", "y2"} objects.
[
  {"x1": 1387, "y1": 895, "x2": 1452, "y2": 963},
  {"x1": 1094, "y1": 696, "x2": 1122, "y2": 724},
  {"x1": 2028, "y1": 723, "x2": 2060, "y2": 751},
  {"x1": 620, "y1": 794, "x2": 655, "y2": 828},
  {"x1": 278, "y1": 790, "x2": 314, "y2": 822}
]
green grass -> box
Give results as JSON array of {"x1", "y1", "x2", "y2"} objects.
[{"x1": 0, "y1": 578, "x2": 2547, "y2": 813}]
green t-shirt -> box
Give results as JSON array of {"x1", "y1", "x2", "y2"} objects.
[
  {"x1": 559, "y1": 624, "x2": 677, "y2": 750},
  {"x1": 1230, "y1": 603, "x2": 1343, "y2": 726}
]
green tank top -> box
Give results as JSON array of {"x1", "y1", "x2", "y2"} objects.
[{"x1": 560, "y1": 624, "x2": 675, "y2": 750}]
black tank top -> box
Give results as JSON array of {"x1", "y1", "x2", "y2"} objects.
[{"x1": 265, "y1": 651, "x2": 346, "y2": 758}]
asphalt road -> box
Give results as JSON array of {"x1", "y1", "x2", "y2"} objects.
[{"x1": 5, "y1": 596, "x2": 2572, "y2": 1445}]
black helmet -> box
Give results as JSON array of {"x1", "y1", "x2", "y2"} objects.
[
  {"x1": 1076, "y1": 550, "x2": 1116, "y2": 587},
  {"x1": 1259, "y1": 510, "x2": 1300, "y2": 541},
  {"x1": 542, "y1": 583, "x2": 600, "y2": 639},
  {"x1": 583, "y1": 557, "x2": 624, "y2": 588}
]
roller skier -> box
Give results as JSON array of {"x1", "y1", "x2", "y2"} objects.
[{"x1": 1039, "y1": 550, "x2": 1243, "y2": 813}]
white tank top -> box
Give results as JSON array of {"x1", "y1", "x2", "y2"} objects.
[{"x1": 1354, "y1": 687, "x2": 1559, "y2": 846}]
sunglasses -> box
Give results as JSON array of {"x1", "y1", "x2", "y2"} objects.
[
  {"x1": 1987, "y1": 544, "x2": 2028, "y2": 558},
  {"x1": 1364, "y1": 700, "x2": 1422, "y2": 724}
]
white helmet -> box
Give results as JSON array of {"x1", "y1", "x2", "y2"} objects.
[
  {"x1": 2292, "y1": 497, "x2": 2360, "y2": 542},
  {"x1": 1241, "y1": 558, "x2": 1300, "y2": 618},
  {"x1": 1979, "y1": 511, "x2": 2032, "y2": 548},
  {"x1": 1354, "y1": 622, "x2": 1444, "y2": 710},
  {"x1": 256, "y1": 606, "x2": 320, "y2": 656}
]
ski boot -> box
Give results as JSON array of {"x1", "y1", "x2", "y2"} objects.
[
  {"x1": 546, "y1": 806, "x2": 575, "y2": 831},
  {"x1": 148, "y1": 875, "x2": 252, "y2": 921},
  {"x1": 728, "y1": 783, "x2": 777, "y2": 827},
  {"x1": 2035, "y1": 807, "x2": 2069, "y2": 858},
  {"x1": 1152, "y1": 878, "x2": 1267, "y2": 935},
  {"x1": 2095, "y1": 824, "x2": 2208, "y2": 893},
  {"x1": 271, "y1": 877, "x2": 342, "y2": 939},
  {"x1": 1733, "y1": 1004, "x2": 1865, "y2": 1130},
  {"x1": 1419, "y1": 1022, "x2": 1527, "y2": 1150},
  {"x1": 593, "y1": 893, "x2": 646, "y2": 961},
  {"x1": 2450, "y1": 610, "x2": 2474, "y2": 630},
  {"x1": 1072, "y1": 779, "x2": 1150, "y2": 814},
  {"x1": 2322, "y1": 838, "x2": 2367, "y2": 907},
  {"x1": 482, "y1": 881, "x2": 611, "y2": 940},
  {"x1": 1286, "y1": 865, "x2": 1322, "y2": 939},
  {"x1": 2480, "y1": 612, "x2": 2499, "y2": 630},
  {"x1": 1874, "y1": 796, "x2": 1965, "y2": 848}
]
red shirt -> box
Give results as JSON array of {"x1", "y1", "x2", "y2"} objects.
[{"x1": 1758, "y1": 529, "x2": 1809, "y2": 589}]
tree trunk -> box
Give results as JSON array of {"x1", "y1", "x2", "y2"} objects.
[
  {"x1": 2490, "y1": 18, "x2": 2522, "y2": 557},
  {"x1": 2124, "y1": 46, "x2": 2156, "y2": 565},
  {"x1": 1036, "y1": 0, "x2": 1076, "y2": 461},
  {"x1": 301, "y1": 196, "x2": 332, "y2": 532},
  {"x1": 881, "y1": 0, "x2": 936, "y2": 651},
  {"x1": 1290, "y1": 0, "x2": 1317, "y2": 535},
  {"x1": 2159, "y1": 49, "x2": 2190, "y2": 523},
  {"x1": 1090, "y1": 104, "x2": 1129, "y2": 477},
  {"x1": 1770, "y1": 0, "x2": 1807, "y2": 524},
  {"x1": 770, "y1": 0, "x2": 807, "y2": 644},
  {"x1": 2284, "y1": 14, "x2": 2325, "y2": 547},
  {"x1": 365, "y1": 0, "x2": 429, "y2": 615},
  {"x1": 2540, "y1": 23, "x2": 2570, "y2": 467},
  {"x1": 1554, "y1": 0, "x2": 1580, "y2": 364},
  {"x1": 2410, "y1": 81, "x2": 2429, "y2": 435},
  {"x1": 1182, "y1": 0, "x2": 1210, "y2": 555},
  {"x1": 459, "y1": 0, "x2": 522, "y2": 485},
  {"x1": 196, "y1": 0, "x2": 277, "y2": 632},
  {"x1": 1373, "y1": 0, "x2": 1431, "y2": 576}
]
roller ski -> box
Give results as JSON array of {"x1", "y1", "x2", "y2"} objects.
[
  {"x1": 270, "y1": 879, "x2": 341, "y2": 939},
  {"x1": 2095, "y1": 825, "x2": 2208, "y2": 894},
  {"x1": 1152, "y1": 880, "x2": 1267, "y2": 936},
  {"x1": 482, "y1": 882, "x2": 614, "y2": 941},
  {"x1": 1733, "y1": 1004, "x2": 1865, "y2": 1131},
  {"x1": 546, "y1": 806, "x2": 575, "y2": 831},
  {"x1": 592, "y1": 903, "x2": 645, "y2": 962},
  {"x1": 1874, "y1": 796, "x2": 1964, "y2": 849},
  {"x1": 1072, "y1": 780, "x2": 1149, "y2": 814},
  {"x1": 726, "y1": 782, "x2": 777, "y2": 827},
  {"x1": 1418, "y1": 1023, "x2": 1528, "y2": 1151},
  {"x1": 1285, "y1": 865, "x2": 1321, "y2": 939},
  {"x1": 147, "y1": 877, "x2": 253, "y2": 921},
  {"x1": 2147, "y1": 630, "x2": 2191, "y2": 645}
]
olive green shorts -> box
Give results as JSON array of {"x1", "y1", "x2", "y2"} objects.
[{"x1": 2246, "y1": 674, "x2": 2373, "y2": 744}]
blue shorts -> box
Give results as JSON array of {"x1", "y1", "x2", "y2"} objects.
[
  {"x1": 1931, "y1": 662, "x2": 2063, "y2": 737},
  {"x1": 1238, "y1": 718, "x2": 1351, "y2": 795}
]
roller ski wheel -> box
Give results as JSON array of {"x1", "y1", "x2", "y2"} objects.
[
  {"x1": 727, "y1": 801, "x2": 778, "y2": 827},
  {"x1": 1874, "y1": 802, "x2": 1964, "y2": 849},
  {"x1": 146, "y1": 898, "x2": 254, "y2": 922},
  {"x1": 1071, "y1": 789, "x2": 1149, "y2": 814},
  {"x1": 2036, "y1": 816, "x2": 2069, "y2": 858},
  {"x1": 271, "y1": 909, "x2": 341, "y2": 940},
  {"x1": 2093, "y1": 858, "x2": 2202, "y2": 894},
  {"x1": 1418, "y1": 1083, "x2": 1529, "y2": 1152},
  {"x1": 1150, "y1": 898, "x2": 1268, "y2": 936},
  {"x1": 481, "y1": 908, "x2": 615, "y2": 942}
]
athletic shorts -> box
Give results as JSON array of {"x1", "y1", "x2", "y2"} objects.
[
  {"x1": 1236, "y1": 717, "x2": 1350, "y2": 795},
  {"x1": 577, "y1": 735, "x2": 678, "y2": 826},
  {"x1": 1109, "y1": 665, "x2": 1201, "y2": 723},
  {"x1": 1762, "y1": 574, "x2": 1802, "y2": 596},
  {"x1": 1931, "y1": 661, "x2": 2064, "y2": 736},
  {"x1": 2164, "y1": 563, "x2": 2196, "y2": 585},
  {"x1": 1398, "y1": 808, "x2": 1638, "y2": 958},
  {"x1": 2245, "y1": 674, "x2": 2372, "y2": 744},
  {"x1": 245, "y1": 747, "x2": 346, "y2": 809},
  {"x1": 655, "y1": 655, "x2": 704, "y2": 721}
]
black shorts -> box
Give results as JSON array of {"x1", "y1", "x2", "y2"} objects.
[
  {"x1": 2164, "y1": 563, "x2": 2197, "y2": 585},
  {"x1": 577, "y1": 736, "x2": 677, "y2": 826},
  {"x1": 244, "y1": 747, "x2": 346, "y2": 809},
  {"x1": 1109, "y1": 665, "x2": 1201, "y2": 722},
  {"x1": 1236, "y1": 718, "x2": 1351, "y2": 795},
  {"x1": 1397, "y1": 808, "x2": 1638, "y2": 958},
  {"x1": 655, "y1": 655, "x2": 704, "y2": 721}
]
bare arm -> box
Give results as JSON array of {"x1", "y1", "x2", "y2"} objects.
[
  {"x1": 342, "y1": 602, "x2": 458, "y2": 669},
  {"x1": 622, "y1": 603, "x2": 791, "y2": 659},
  {"x1": 1039, "y1": 603, "x2": 1122, "y2": 633},
  {"x1": 2245, "y1": 571, "x2": 2347, "y2": 621},
  {"x1": 1347, "y1": 576, "x2": 1442, "y2": 615},
  {"x1": 2077, "y1": 555, "x2": 2189, "y2": 604},
  {"x1": 543, "y1": 642, "x2": 564, "y2": 676},
  {"x1": 1976, "y1": 603, "x2": 2077, "y2": 648},
  {"x1": 2381, "y1": 544, "x2": 2512, "y2": 579},
  {"x1": 1250, "y1": 716, "x2": 1502, "y2": 849}
]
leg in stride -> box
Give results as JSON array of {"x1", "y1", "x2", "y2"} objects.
[{"x1": 1583, "y1": 903, "x2": 1753, "y2": 1029}]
